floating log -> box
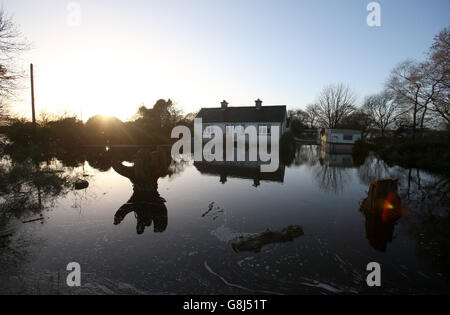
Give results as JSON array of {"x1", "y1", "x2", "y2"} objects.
[
  {"x1": 232, "y1": 225, "x2": 304, "y2": 253},
  {"x1": 22, "y1": 217, "x2": 44, "y2": 224}
]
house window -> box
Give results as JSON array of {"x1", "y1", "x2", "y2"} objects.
[
  {"x1": 235, "y1": 125, "x2": 245, "y2": 135},
  {"x1": 226, "y1": 125, "x2": 233, "y2": 135},
  {"x1": 204, "y1": 126, "x2": 216, "y2": 136},
  {"x1": 259, "y1": 125, "x2": 271, "y2": 135},
  {"x1": 343, "y1": 135, "x2": 353, "y2": 141}
]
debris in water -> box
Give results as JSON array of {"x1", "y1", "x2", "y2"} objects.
[
  {"x1": 232, "y1": 225, "x2": 304, "y2": 253},
  {"x1": 202, "y1": 202, "x2": 225, "y2": 219},
  {"x1": 202, "y1": 202, "x2": 215, "y2": 217},
  {"x1": 22, "y1": 216, "x2": 44, "y2": 224},
  {"x1": 74, "y1": 179, "x2": 89, "y2": 190}
]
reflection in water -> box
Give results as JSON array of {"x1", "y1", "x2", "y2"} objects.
[
  {"x1": 357, "y1": 153, "x2": 392, "y2": 186},
  {"x1": 192, "y1": 139, "x2": 304, "y2": 186},
  {"x1": 356, "y1": 153, "x2": 450, "y2": 280},
  {"x1": 194, "y1": 160, "x2": 285, "y2": 187},
  {"x1": 232, "y1": 225, "x2": 304, "y2": 253},
  {"x1": 400, "y1": 175, "x2": 450, "y2": 282},
  {"x1": 290, "y1": 144, "x2": 320, "y2": 168},
  {"x1": 112, "y1": 148, "x2": 172, "y2": 235},
  {"x1": 315, "y1": 149, "x2": 355, "y2": 194},
  {"x1": 0, "y1": 142, "x2": 449, "y2": 293},
  {"x1": 0, "y1": 159, "x2": 75, "y2": 227},
  {"x1": 194, "y1": 143, "x2": 290, "y2": 186},
  {"x1": 360, "y1": 179, "x2": 407, "y2": 252},
  {"x1": 0, "y1": 158, "x2": 76, "y2": 278},
  {"x1": 114, "y1": 192, "x2": 168, "y2": 234},
  {"x1": 320, "y1": 150, "x2": 354, "y2": 168}
]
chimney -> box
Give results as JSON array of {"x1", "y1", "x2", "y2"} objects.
[
  {"x1": 255, "y1": 98, "x2": 262, "y2": 110},
  {"x1": 221, "y1": 100, "x2": 228, "y2": 110}
]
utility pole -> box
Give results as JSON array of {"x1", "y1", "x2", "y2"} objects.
[{"x1": 30, "y1": 63, "x2": 36, "y2": 127}]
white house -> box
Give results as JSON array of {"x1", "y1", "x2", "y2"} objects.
[
  {"x1": 320, "y1": 129, "x2": 362, "y2": 153},
  {"x1": 196, "y1": 99, "x2": 287, "y2": 142}
]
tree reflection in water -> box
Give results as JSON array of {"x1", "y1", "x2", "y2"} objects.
[
  {"x1": 400, "y1": 172, "x2": 450, "y2": 282},
  {"x1": 356, "y1": 153, "x2": 450, "y2": 282},
  {"x1": 297, "y1": 145, "x2": 450, "y2": 282},
  {"x1": 314, "y1": 149, "x2": 354, "y2": 194},
  {"x1": 0, "y1": 159, "x2": 75, "y2": 228},
  {"x1": 0, "y1": 142, "x2": 449, "y2": 291},
  {"x1": 291, "y1": 144, "x2": 320, "y2": 168},
  {"x1": 112, "y1": 148, "x2": 172, "y2": 235},
  {"x1": 0, "y1": 158, "x2": 76, "y2": 277}
]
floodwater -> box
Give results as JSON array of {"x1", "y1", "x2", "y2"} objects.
[{"x1": 0, "y1": 144, "x2": 449, "y2": 294}]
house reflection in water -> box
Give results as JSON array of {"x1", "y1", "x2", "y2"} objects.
[
  {"x1": 319, "y1": 145, "x2": 355, "y2": 168},
  {"x1": 194, "y1": 160, "x2": 285, "y2": 187},
  {"x1": 314, "y1": 148, "x2": 357, "y2": 194}
]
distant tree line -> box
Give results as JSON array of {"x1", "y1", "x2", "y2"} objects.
[{"x1": 3, "y1": 99, "x2": 197, "y2": 148}]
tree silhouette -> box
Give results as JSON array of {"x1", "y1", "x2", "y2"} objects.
[{"x1": 0, "y1": 8, "x2": 28, "y2": 120}]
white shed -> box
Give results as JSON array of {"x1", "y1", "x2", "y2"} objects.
[{"x1": 321, "y1": 129, "x2": 362, "y2": 153}]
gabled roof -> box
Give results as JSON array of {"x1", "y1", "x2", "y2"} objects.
[{"x1": 196, "y1": 106, "x2": 287, "y2": 124}]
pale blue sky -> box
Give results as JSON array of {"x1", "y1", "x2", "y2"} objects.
[{"x1": 3, "y1": 0, "x2": 449, "y2": 121}]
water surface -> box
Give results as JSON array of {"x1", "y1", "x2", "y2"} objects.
[{"x1": 0, "y1": 145, "x2": 448, "y2": 294}]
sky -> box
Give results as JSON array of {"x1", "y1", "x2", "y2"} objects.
[{"x1": 3, "y1": 0, "x2": 450, "y2": 121}]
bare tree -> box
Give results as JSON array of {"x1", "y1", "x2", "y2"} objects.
[
  {"x1": 386, "y1": 61, "x2": 420, "y2": 134},
  {"x1": 0, "y1": 8, "x2": 28, "y2": 120},
  {"x1": 385, "y1": 27, "x2": 449, "y2": 132},
  {"x1": 315, "y1": 83, "x2": 357, "y2": 128},
  {"x1": 305, "y1": 104, "x2": 320, "y2": 128},
  {"x1": 428, "y1": 27, "x2": 450, "y2": 126},
  {"x1": 0, "y1": 99, "x2": 7, "y2": 124},
  {"x1": 386, "y1": 29, "x2": 450, "y2": 133},
  {"x1": 362, "y1": 93, "x2": 399, "y2": 136}
]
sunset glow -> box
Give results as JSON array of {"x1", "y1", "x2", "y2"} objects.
[
  {"x1": 1, "y1": 0, "x2": 449, "y2": 298},
  {"x1": 4, "y1": 0, "x2": 449, "y2": 121}
]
